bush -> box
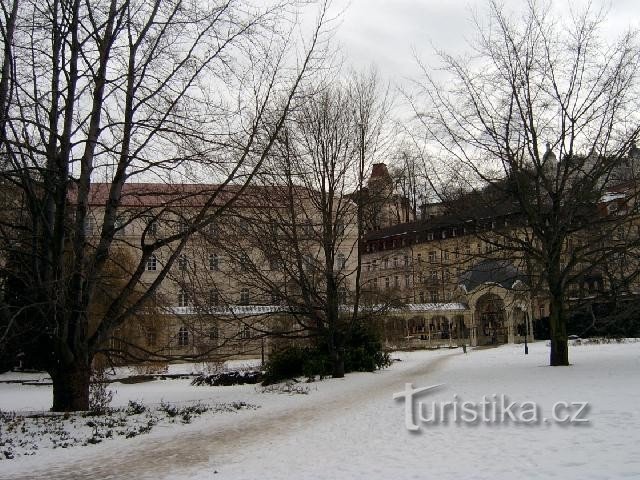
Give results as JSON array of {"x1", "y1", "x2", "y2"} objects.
[
  {"x1": 125, "y1": 400, "x2": 146, "y2": 415},
  {"x1": 343, "y1": 322, "x2": 392, "y2": 372},
  {"x1": 191, "y1": 370, "x2": 262, "y2": 386},
  {"x1": 262, "y1": 346, "x2": 310, "y2": 385},
  {"x1": 89, "y1": 367, "x2": 115, "y2": 414},
  {"x1": 262, "y1": 323, "x2": 390, "y2": 385}
]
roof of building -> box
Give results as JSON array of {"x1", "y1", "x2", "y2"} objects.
[
  {"x1": 370, "y1": 163, "x2": 391, "y2": 179},
  {"x1": 364, "y1": 201, "x2": 518, "y2": 242},
  {"x1": 458, "y1": 259, "x2": 526, "y2": 292},
  {"x1": 76, "y1": 183, "x2": 313, "y2": 208}
]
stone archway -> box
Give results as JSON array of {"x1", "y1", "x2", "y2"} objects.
[{"x1": 475, "y1": 293, "x2": 507, "y2": 345}]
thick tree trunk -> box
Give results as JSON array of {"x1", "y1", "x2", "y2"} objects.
[
  {"x1": 549, "y1": 295, "x2": 569, "y2": 366},
  {"x1": 50, "y1": 361, "x2": 91, "y2": 411}
]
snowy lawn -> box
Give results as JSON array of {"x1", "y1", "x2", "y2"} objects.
[{"x1": 1, "y1": 340, "x2": 639, "y2": 479}]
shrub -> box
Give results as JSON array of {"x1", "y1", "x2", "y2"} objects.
[
  {"x1": 262, "y1": 323, "x2": 391, "y2": 385},
  {"x1": 89, "y1": 367, "x2": 115, "y2": 414},
  {"x1": 262, "y1": 346, "x2": 310, "y2": 385},
  {"x1": 131, "y1": 362, "x2": 168, "y2": 375},
  {"x1": 125, "y1": 400, "x2": 146, "y2": 415},
  {"x1": 191, "y1": 370, "x2": 262, "y2": 387}
]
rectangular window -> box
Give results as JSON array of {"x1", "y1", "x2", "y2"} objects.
[
  {"x1": 209, "y1": 253, "x2": 219, "y2": 271},
  {"x1": 339, "y1": 287, "x2": 348, "y2": 304},
  {"x1": 178, "y1": 327, "x2": 189, "y2": 346},
  {"x1": 427, "y1": 232, "x2": 434, "y2": 241},
  {"x1": 238, "y1": 253, "x2": 251, "y2": 272},
  {"x1": 240, "y1": 288, "x2": 250, "y2": 305},
  {"x1": 84, "y1": 216, "x2": 95, "y2": 236},
  {"x1": 209, "y1": 326, "x2": 219, "y2": 341},
  {"x1": 304, "y1": 254, "x2": 314, "y2": 272},
  {"x1": 385, "y1": 277, "x2": 390, "y2": 289},
  {"x1": 178, "y1": 290, "x2": 190, "y2": 307},
  {"x1": 270, "y1": 257, "x2": 281, "y2": 271},
  {"x1": 146, "y1": 255, "x2": 157, "y2": 271},
  {"x1": 209, "y1": 290, "x2": 219, "y2": 307},
  {"x1": 393, "y1": 257, "x2": 399, "y2": 268},
  {"x1": 405, "y1": 274, "x2": 410, "y2": 287},
  {"x1": 178, "y1": 254, "x2": 188, "y2": 271},
  {"x1": 303, "y1": 220, "x2": 313, "y2": 237},
  {"x1": 114, "y1": 217, "x2": 126, "y2": 236},
  {"x1": 241, "y1": 325, "x2": 252, "y2": 339},
  {"x1": 147, "y1": 219, "x2": 158, "y2": 236},
  {"x1": 428, "y1": 251, "x2": 436, "y2": 262},
  {"x1": 336, "y1": 253, "x2": 346, "y2": 270},
  {"x1": 404, "y1": 255, "x2": 409, "y2": 268},
  {"x1": 146, "y1": 329, "x2": 157, "y2": 347},
  {"x1": 394, "y1": 275, "x2": 399, "y2": 287}
]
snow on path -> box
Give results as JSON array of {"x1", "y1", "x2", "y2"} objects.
[{"x1": 1, "y1": 349, "x2": 456, "y2": 480}]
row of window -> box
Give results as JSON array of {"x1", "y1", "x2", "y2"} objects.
[
  {"x1": 176, "y1": 288, "x2": 263, "y2": 307},
  {"x1": 174, "y1": 324, "x2": 251, "y2": 347},
  {"x1": 175, "y1": 286, "x2": 350, "y2": 307},
  {"x1": 365, "y1": 241, "x2": 510, "y2": 272},
  {"x1": 86, "y1": 215, "x2": 350, "y2": 239},
  {"x1": 146, "y1": 253, "x2": 348, "y2": 273}
]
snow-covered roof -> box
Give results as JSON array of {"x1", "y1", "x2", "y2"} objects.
[
  {"x1": 601, "y1": 192, "x2": 626, "y2": 203},
  {"x1": 168, "y1": 305, "x2": 291, "y2": 316},
  {"x1": 403, "y1": 303, "x2": 468, "y2": 312},
  {"x1": 167, "y1": 302, "x2": 470, "y2": 316}
]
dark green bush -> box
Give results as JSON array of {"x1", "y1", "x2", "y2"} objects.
[
  {"x1": 262, "y1": 323, "x2": 390, "y2": 385},
  {"x1": 262, "y1": 345, "x2": 311, "y2": 385}
]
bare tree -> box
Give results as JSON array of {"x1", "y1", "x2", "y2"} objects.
[
  {"x1": 212, "y1": 71, "x2": 392, "y2": 377},
  {"x1": 0, "y1": 0, "x2": 331, "y2": 410},
  {"x1": 410, "y1": 0, "x2": 640, "y2": 365}
]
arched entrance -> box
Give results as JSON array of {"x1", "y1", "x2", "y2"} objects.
[{"x1": 475, "y1": 293, "x2": 507, "y2": 345}]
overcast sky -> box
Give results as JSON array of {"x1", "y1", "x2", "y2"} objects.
[{"x1": 324, "y1": 0, "x2": 640, "y2": 89}]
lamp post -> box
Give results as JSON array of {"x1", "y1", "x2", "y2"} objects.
[{"x1": 524, "y1": 312, "x2": 529, "y2": 355}]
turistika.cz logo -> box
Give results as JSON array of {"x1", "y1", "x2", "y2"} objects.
[{"x1": 393, "y1": 383, "x2": 590, "y2": 431}]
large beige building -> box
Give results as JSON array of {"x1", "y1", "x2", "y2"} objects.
[{"x1": 85, "y1": 156, "x2": 639, "y2": 361}]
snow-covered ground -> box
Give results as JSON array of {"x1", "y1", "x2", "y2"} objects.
[{"x1": 1, "y1": 340, "x2": 639, "y2": 479}]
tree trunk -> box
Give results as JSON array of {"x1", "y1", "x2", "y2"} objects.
[
  {"x1": 50, "y1": 361, "x2": 91, "y2": 411},
  {"x1": 549, "y1": 295, "x2": 569, "y2": 366},
  {"x1": 331, "y1": 348, "x2": 345, "y2": 378},
  {"x1": 328, "y1": 329, "x2": 345, "y2": 378}
]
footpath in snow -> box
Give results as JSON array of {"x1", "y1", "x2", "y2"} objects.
[{"x1": 1, "y1": 340, "x2": 639, "y2": 479}]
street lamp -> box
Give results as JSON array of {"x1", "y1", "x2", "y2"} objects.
[{"x1": 524, "y1": 312, "x2": 529, "y2": 355}]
